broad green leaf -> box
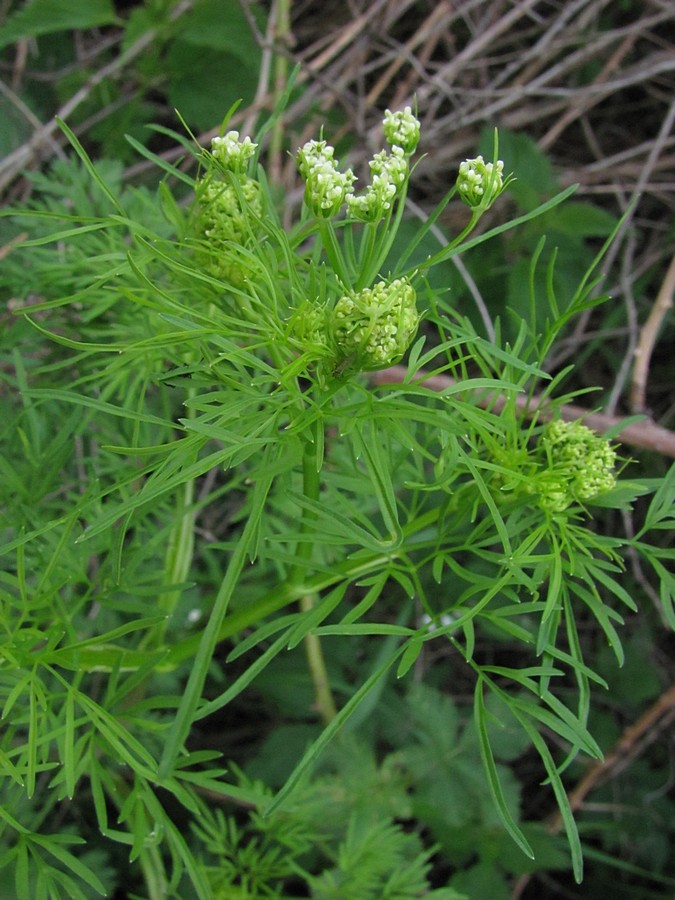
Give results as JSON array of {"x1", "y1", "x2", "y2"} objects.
[{"x1": 0, "y1": 0, "x2": 117, "y2": 49}]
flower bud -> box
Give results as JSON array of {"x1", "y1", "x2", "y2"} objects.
[
  {"x1": 193, "y1": 175, "x2": 262, "y2": 284},
  {"x1": 457, "y1": 155, "x2": 506, "y2": 210},
  {"x1": 346, "y1": 147, "x2": 408, "y2": 223},
  {"x1": 383, "y1": 106, "x2": 421, "y2": 156},
  {"x1": 537, "y1": 420, "x2": 617, "y2": 511},
  {"x1": 211, "y1": 131, "x2": 258, "y2": 175},
  {"x1": 329, "y1": 277, "x2": 419, "y2": 373},
  {"x1": 297, "y1": 140, "x2": 356, "y2": 219}
]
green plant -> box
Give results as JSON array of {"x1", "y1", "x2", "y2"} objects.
[{"x1": 1, "y1": 96, "x2": 673, "y2": 900}]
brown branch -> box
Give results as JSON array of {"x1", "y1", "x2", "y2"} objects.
[
  {"x1": 630, "y1": 253, "x2": 675, "y2": 414},
  {"x1": 0, "y1": 0, "x2": 196, "y2": 194},
  {"x1": 0, "y1": 231, "x2": 27, "y2": 261},
  {"x1": 369, "y1": 365, "x2": 675, "y2": 457}
]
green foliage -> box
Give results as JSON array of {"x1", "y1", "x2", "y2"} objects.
[
  {"x1": 0, "y1": 0, "x2": 118, "y2": 50},
  {"x1": 0, "y1": 94, "x2": 672, "y2": 900},
  {"x1": 165, "y1": 0, "x2": 261, "y2": 130},
  {"x1": 0, "y1": 0, "x2": 262, "y2": 164}
]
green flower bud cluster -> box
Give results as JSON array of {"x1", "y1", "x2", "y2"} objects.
[
  {"x1": 193, "y1": 174, "x2": 262, "y2": 285},
  {"x1": 289, "y1": 300, "x2": 327, "y2": 353},
  {"x1": 535, "y1": 420, "x2": 617, "y2": 512},
  {"x1": 297, "y1": 140, "x2": 357, "y2": 219},
  {"x1": 296, "y1": 107, "x2": 421, "y2": 222},
  {"x1": 456, "y1": 156, "x2": 506, "y2": 210},
  {"x1": 329, "y1": 277, "x2": 419, "y2": 373},
  {"x1": 211, "y1": 130, "x2": 258, "y2": 175}
]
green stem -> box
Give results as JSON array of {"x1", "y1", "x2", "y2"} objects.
[
  {"x1": 319, "y1": 220, "x2": 351, "y2": 287},
  {"x1": 157, "y1": 465, "x2": 275, "y2": 780},
  {"x1": 301, "y1": 594, "x2": 338, "y2": 723},
  {"x1": 357, "y1": 182, "x2": 411, "y2": 289},
  {"x1": 355, "y1": 221, "x2": 378, "y2": 289},
  {"x1": 268, "y1": 0, "x2": 291, "y2": 180},
  {"x1": 144, "y1": 474, "x2": 195, "y2": 651},
  {"x1": 293, "y1": 418, "x2": 337, "y2": 723},
  {"x1": 139, "y1": 840, "x2": 169, "y2": 900},
  {"x1": 50, "y1": 505, "x2": 446, "y2": 675}
]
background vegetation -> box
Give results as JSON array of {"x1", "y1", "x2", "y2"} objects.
[{"x1": 1, "y1": 1, "x2": 674, "y2": 898}]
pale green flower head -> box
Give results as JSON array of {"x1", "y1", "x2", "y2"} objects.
[
  {"x1": 346, "y1": 146, "x2": 408, "y2": 223},
  {"x1": 383, "y1": 106, "x2": 421, "y2": 156},
  {"x1": 289, "y1": 299, "x2": 327, "y2": 352},
  {"x1": 329, "y1": 277, "x2": 419, "y2": 374},
  {"x1": 297, "y1": 139, "x2": 356, "y2": 219},
  {"x1": 537, "y1": 419, "x2": 617, "y2": 511},
  {"x1": 194, "y1": 175, "x2": 262, "y2": 284},
  {"x1": 211, "y1": 131, "x2": 258, "y2": 174},
  {"x1": 457, "y1": 155, "x2": 506, "y2": 210}
]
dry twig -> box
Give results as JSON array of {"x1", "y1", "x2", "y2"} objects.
[
  {"x1": 370, "y1": 365, "x2": 675, "y2": 458},
  {"x1": 630, "y1": 253, "x2": 675, "y2": 414}
]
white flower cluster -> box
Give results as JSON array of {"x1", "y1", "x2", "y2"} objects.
[
  {"x1": 297, "y1": 139, "x2": 356, "y2": 219},
  {"x1": 346, "y1": 146, "x2": 408, "y2": 223},
  {"x1": 297, "y1": 107, "x2": 421, "y2": 222},
  {"x1": 211, "y1": 131, "x2": 258, "y2": 174},
  {"x1": 457, "y1": 156, "x2": 505, "y2": 209},
  {"x1": 383, "y1": 106, "x2": 421, "y2": 156},
  {"x1": 331, "y1": 277, "x2": 419, "y2": 372}
]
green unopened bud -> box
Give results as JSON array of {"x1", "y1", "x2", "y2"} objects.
[
  {"x1": 193, "y1": 175, "x2": 262, "y2": 284},
  {"x1": 383, "y1": 106, "x2": 421, "y2": 156},
  {"x1": 457, "y1": 155, "x2": 506, "y2": 210},
  {"x1": 297, "y1": 139, "x2": 356, "y2": 219},
  {"x1": 330, "y1": 277, "x2": 419, "y2": 374},
  {"x1": 289, "y1": 300, "x2": 327, "y2": 352},
  {"x1": 211, "y1": 131, "x2": 258, "y2": 174},
  {"x1": 537, "y1": 420, "x2": 617, "y2": 511}
]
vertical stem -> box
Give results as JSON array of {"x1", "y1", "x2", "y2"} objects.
[
  {"x1": 158, "y1": 466, "x2": 275, "y2": 779},
  {"x1": 295, "y1": 419, "x2": 337, "y2": 723},
  {"x1": 355, "y1": 221, "x2": 378, "y2": 290},
  {"x1": 319, "y1": 220, "x2": 352, "y2": 287},
  {"x1": 140, "y1": 396, "x2": 196, "y2": 652},
  {"x1": 268, "y1": 0, "x2": 291, "y2": 183},
  {"x1": 301, "y1": 595, "x2": 338, "y2": 723},
  {"x1": 153, "y1": 476, "x2": 195, "y2": 648}
]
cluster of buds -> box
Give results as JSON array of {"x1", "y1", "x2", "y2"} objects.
[
  {"x1": 456, "y1": 156, "x2": 507, "y2": 210},
  {"x1": 346, "y1": 146, "x2": 408, "y2": 223},
  {"x1": 533, "y1": 420, "x2": 617, "y2": 512},
  {"x1": 193, "y1": 176, "x2": 262, "y2": 284},
  {"x1": 193, "y1": 132, "x2": 264, "y2": 284},
  {"x1": 329, "y1": 277, "x2": 419, "y2": 373},
  {"x1": 296, "y1": 106, "x2": 421, "y2": 222},
  {"x1": 211, "y1": 130, "x2": 257, "y2": 175},
  {"x1": 382, "y1": 106, "x2": 421, "y2": 156},
  {"x1": 296, "y1": 140, "x2": 357, "y2": 219}
]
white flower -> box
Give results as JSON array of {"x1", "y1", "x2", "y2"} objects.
[
  {"x1": 297, "y1": 140, "x2": 356, "y2": 218},
  {"x1": 383, "y1": 106, "x2": 421, "y2": 155},
  {"x1": 211, "y1": 130, "x2": 258, "y2": 174},
  {"x1": 345, "y1": 147, "x2": 409, "y2": 222}
]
